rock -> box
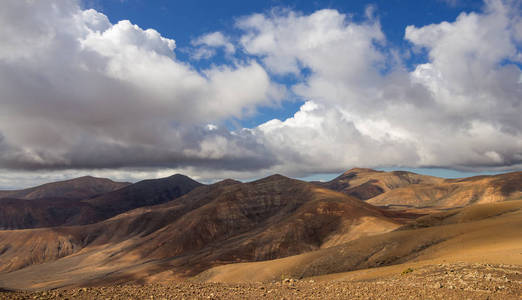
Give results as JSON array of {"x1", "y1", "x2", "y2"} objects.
[{"x1": 431, "y1": 282, "x2": 444, "y2": 289}]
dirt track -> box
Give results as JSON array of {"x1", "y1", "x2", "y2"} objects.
[{"x1": 1, "y1": 263, "x2": 520, "y2": 299}]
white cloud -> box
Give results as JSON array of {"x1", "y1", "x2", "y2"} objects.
[
  {"x1": 0, "y1": 0, "x2": 282, "y2": 172},
  {"x1": 238, "y1": 9, "x2": 385, "y2": 77},
  {"x1": 243, "y1": 1, "x2": 522, "y2": 175},
  {"x1": 191, "y1": 31, "x2": 235, "y2": 59},
  {"x1": 0, "y1": 0, "x2": 520, "y2": 188}
]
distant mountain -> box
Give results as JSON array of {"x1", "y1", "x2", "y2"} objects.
[
  {"x1": 0, "y1": 174, "x2": 202, "y2": 229},
  {"x1": 367, "y1": 171, "x2": 522, "y2": 208},
  {"x1": 83, "y1": 174, "x2": 203, "y2": 218},
  {"x1": 0, "y1": 197, "x2": 99, "y2": 229},
  {"x1": 1, "y1": 170, "x2": 520, "y2": 289},
  {"x1": 319, "y1": 168, "x2": 522, "y2": 208},
  {"x1": 197, "y1": 199, "x2": 522, "y2": 283},
  {"x1": 0, "y1": 174, "x2": 400, "y2": 287},
  {"x1": 318, "y1": 168, "x2": 442, "y2": 200},
  {"x1": 116, "y1": 174, "x2": 398, "y2": 266},
  {"x1": 0, "y1": 176, "x2": 130, "y2": 201}
]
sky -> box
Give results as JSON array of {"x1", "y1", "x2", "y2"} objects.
[{"x1": 0, "y1": 0, "x2": 521, "y2": 188}]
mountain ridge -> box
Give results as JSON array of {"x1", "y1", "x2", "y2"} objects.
[
  {"x1": 0, "y1": 174, "x2": 203, "y2": 229},
  {"x1": 0, "y1": 176, "x2": 130, "y2": 201},
  {"x1": 0, "y1": 174, "x2": 401, "y2": 288},
  {"x1": 318, "y1": 168, "x2": 521, "y2": 208},
  {"x1": 0, "y1": 169, "x2": 520, "y2": 290}
]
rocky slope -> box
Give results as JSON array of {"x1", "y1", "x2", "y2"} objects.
[
  {"x1": 320, "y1": 168, "x2": 522, "y2": 208},
  {"x1": 83, "y1": 173, "x2": 203, "y2": 219},
  {"x1": 0, "y1": 197, "x2": 99, "y2": 229},
  {"x1": 198, "y1": 200, "x2": 522, "y2": 283},
  {"x1": 0, "y1": 176, "x2": 129, "y2": 201},
  {"x1": 0, "y1": 174, "x2": 202, "y2": 229},
  {"x1": 0, "y1": 175, "x2": 400, "y2": 288},
  {"x1": 1, "y1": 263, "x2": 520, "y2": 299},
  {"x1": 318, "y1": 168, "x2": 442, "y2": 200},
  {"x1": 0, "y1": 170, "x2": 520, "y2": 292}
]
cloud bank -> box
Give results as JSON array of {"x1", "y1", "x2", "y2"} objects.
[
  {"x1": 246, "y1": 1, "x2": 522, "y2": 175},
  {"x1": 0, "y1": 0, "x2": 520, "y2": 186},
  {"x1": 0, "y1": 0, "x2": 282, "y2": 173}
]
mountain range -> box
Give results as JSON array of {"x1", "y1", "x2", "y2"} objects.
[
  {"x1": 319, "y1": 168, "x2": 522, "y2": 208},
  {"x1": 0, "y1": 168, "x2": 520, "y2": 290},
  {"x1": 0, "y1": 174, "x2": 201, "y2": 229}
]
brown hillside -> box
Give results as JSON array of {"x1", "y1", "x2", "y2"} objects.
[
  {"x1": 367, "y1": 171, "x2": 522, "y2": 208},
  {"x1": 83, "y1": 174, "x2": 203, "y2": 219},
  {"x1": 0, "y1": 176, "x2": 130, "y2": 201},
  {"x1": 0, "y1": 197, "x2": 99, "y2": 229},
  {"x1": 198, "y1": 199, "x2": 522, "y2": 283},
  {"x1": 320, "y1": 168, "x2": 521, "y2": 208},
  {"x1": 0, "y1": 174, "x2": 202, "y2": 229},
  {"x1": 319, "y1": 168, "x2": 442, "y2": 200},
  {"x1": 0, "y1": 175, "x2": 400, "y2": 289}
]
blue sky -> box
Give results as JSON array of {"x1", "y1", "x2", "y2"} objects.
[
  {"x1": 0, "y1": 0, "x2": 520, "y2": 188},
  {"x1": 82, "y1": 0, "x2": 513, "y2": 179},
  {"x1": 85, "y1": 0, "x2": 482, "y2": 50},
  {"x1": 84, "y1": 0, "x2": 485, "y2": 128}
]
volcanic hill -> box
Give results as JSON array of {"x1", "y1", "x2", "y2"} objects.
[
  {"x1": 319, "y1": 168, "x2": 522, "y2": 208},
  {"x1": 0, "y1": 169, "x2": 520, "y2": 295},
  {"x1": 0, "y1": 176, "x2": 129, "y2": 201},
  {"x1": 0, "y1": 174, "x2": 400, "y2": 289},
  {"x1": 0, "y1": 174, "x2": 201, "y2": 229}
]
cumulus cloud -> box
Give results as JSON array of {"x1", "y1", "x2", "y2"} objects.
[
  {"x1": 255, "y1": 101, "x2": 420, "y2": 175},
  {"x1": 237, "y1": 9, "x2": 385, "y2": 76},
  {"x1": 0, "y1": 0, "x2": 282, "y2": 173},
  {"x1": 242, "y1": 1, "x2": 522, "y2": 175},
  {"x1": 0, "y1": 0, "x2": 520, "y2": 187}
]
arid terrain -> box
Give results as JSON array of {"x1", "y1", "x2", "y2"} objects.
[
  {"x1": 3, "y1": 0, "x2": 521, "y2": 298},
  {"x1": 319, "y1": 168, "x2": 522, "y2": 208},
  {"x1": 1, "y1": 262, "x2": 521, "y2": 299},
  {"x1": 0, "y1": 168, "x2": 520, "y2": 299}
]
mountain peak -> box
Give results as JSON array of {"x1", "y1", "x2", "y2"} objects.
[
  {"x1": 255, "y1": 174, "x2": 292, "y2": 183},
  {"x1": 70, "y1": 175, "x2": 122, "y2": 183},
  {"x1": 343, "y1": 167, "x2": 379, "y2": 174},
  {"x1": 167, "y1": 173, "x2": 188, "y2": 179}
]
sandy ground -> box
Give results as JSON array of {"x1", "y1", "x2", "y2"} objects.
[{"x1": 1, "y1": 262, "x2": 520, "y2": 299}]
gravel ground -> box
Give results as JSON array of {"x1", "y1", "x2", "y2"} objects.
[{"x1": 1, "y1": 263, "x2": 521, "y2": 299}]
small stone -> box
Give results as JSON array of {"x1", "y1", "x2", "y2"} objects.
[{"x1": 431, "y1": 282, "x2": 443, "y2": 289}]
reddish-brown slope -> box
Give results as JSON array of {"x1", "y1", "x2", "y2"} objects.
[
  {"x1": 0, "y1": 176, "x2": 130, "y2": 201},
  {"x1": 367, "y1": 171, "x2": 522, "y2": 208},
  {"x1": 198, "y1": 200, "x2": 522, "y2": 283},
  {"x1": 106, "y1": 175, "x2": 397, "y2": 269},
  {"x1": 0, "y1": 197, "x2": 99, "y2": 229},
  {"x1": 83, "y1": 174, "x2": 203, "y2": 219},
  {"x1": 0, "y1": 174, "x2": 202, "y2": 229},
  {"x1": 0, "y1": 175, "x2": 399, "y2": 288},
  {"x1": 320, "y1": 168, "x2": 521, "y2": 208},
  {"x1": 318, "y1": 168, "x2": 442, "y2": 200}
]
